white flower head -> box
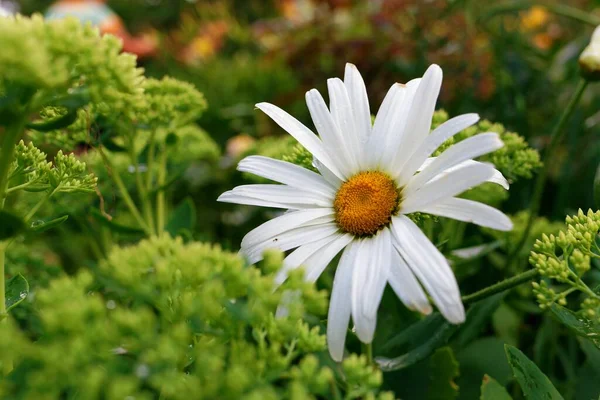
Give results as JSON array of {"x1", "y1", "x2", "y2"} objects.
[{"x1": 218, "y1": 63, "x2": 513, "y2": 362}]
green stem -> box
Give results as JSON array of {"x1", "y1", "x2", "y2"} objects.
[
  {"x1": 509, "y1": 80, "x2": 588, "y2": 264},
  {"x1": 24, "y1": 188, "x2": 56, "y2": 222},
  {"x1": 462, "y1": 269, "x2": 539, "y2": 305},
  {"x1": 0, "y1": 120, "x2": 26, "y2": 209},
  {"x1": 127, "y1": 137, "x2": 156, "y2": 235},
  {"x1": 0, "y1": 242, "x2": 6, "y2": 319},
  {"x1": 99, "y1": 148, "x2": 152, "y2": 236},
  {"x1": 363, "y1": 342, "x2": 373, "y2": 366},
  {"x1": 156, "y1": 147, "x2": 167, "y2": 235}
]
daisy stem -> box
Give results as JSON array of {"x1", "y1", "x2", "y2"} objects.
[
  {"x1": 461, "y1": 268, "x2": 539, "y2": 305},
  {"x1": 363, "y1": 342, "x2": 373, "y2": 365},
  {"x1": 509, "y1": 79, "x2": 588, "y2": 265}
]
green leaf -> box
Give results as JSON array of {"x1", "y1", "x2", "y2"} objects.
[
  {"x1": 429, "y1": 347, "x2": 460, "y2": 400},
  {"x1": 549, "y1": 303, "x2": 600, "y2": 349},
  {"x1": 5, "y1": 274, "x2": 29, "y2": 312},
  {"x1": 90, "y1": 209, "x2": 145, "y2": 235},
  {"x1": 376, "y1": 318, "x2": 458, "y2": 371},
  {"x1": 30, "y1": 215, "x2": 69, "y2": 233},
  {"x1": 481, "y1": 375, "x2": 513, "y2": 400},
  {"x1": 0, "y1": 210, "x2": 26, "y2": 240},
  {"x1": 165, "y1": 198, "x2": 196, "y2": 237},
  {"x1": 454, "y1": 292, "x2": 506, "y2": 348},
  {"x1": 504, "y1": 344, "x2": 563, "y2": 400},
  {"x1": 26, "y1": 109, "x2": 78, "y2": 131}
]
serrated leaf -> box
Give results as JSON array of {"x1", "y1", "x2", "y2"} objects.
[
  {"x1": 165, "y1": 198, "x2": 196, "y2": 237},
  {"x1": 5, "y1": 274, "x2": 29, "y2": 312},
  {"x1": 504, "y1": 345, "x2": 563, "y2": 400},
  {"x1": 30, "y1": 215, "x2": 69, "y2": 233},
  {"x1": 549, "y1": 303, "x2": 600, "y2": 349},
  {"x1": 0, "y1": 210, "x2": 26, "y2": 240},
  {"x1": 481, "y1": 374, "x2": 513, "y2": 400},
  {"x1": 90, "y1": 209, "x2": 145, "y2": 235}
]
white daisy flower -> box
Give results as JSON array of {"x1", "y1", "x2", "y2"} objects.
[{"x1": 218, "y1": 63, "x2": 513, "y2": 361}]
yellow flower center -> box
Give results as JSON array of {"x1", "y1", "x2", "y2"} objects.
[{"x1": 334, "y1": 171, "x2": 400, "y2": 237}]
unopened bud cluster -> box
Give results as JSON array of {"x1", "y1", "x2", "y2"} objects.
[{"x1": 529, "y1": 209, "x2": 600, "y2": 321}]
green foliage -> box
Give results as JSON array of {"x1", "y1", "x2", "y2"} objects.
[
  {"x1": 480, "y1": 375, "x2": 513, "y2": 400},
  {"x1": 529, "y1": 209, "x2": 600, "y2": 322},
  {"x1": 3, "y1": 274, "x2": 28, "y2": 315},
  {"x1": 8, "y1": 140, "x2": 97, "y2": 195},
  {"x1": 0, "y1": 237, "x2": 390, "y2": 399},
  {"x1": 504, "y1": 345, "x2": 563, "y2": 400},
  {"x1": 27, "y1": 108, "x2": 90, "y2": 151},
  {"x1": 0, "y1": 15, "x2": 143, "y2": 120},
  {"x1": 431, "y1": 110, "x2": 542, "y2": 182}
]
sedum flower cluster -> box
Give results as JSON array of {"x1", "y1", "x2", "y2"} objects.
[
  {"x1": 0, "y1": 236, "x2": 392, "y2": 399},
  {"x1": 8, "y1": 140, "x2": 97, "y2": 195},
  {"x1": 529, "y1": 209, "x2": 600, "y2": 322}
]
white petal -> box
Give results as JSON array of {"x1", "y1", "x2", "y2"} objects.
[
  {"x1": 388, "y1": 249, "x2": 432, "y2": 315},
  {"x1": 244, "y1": 222, "x2": 340, "y2": 264},
  {"x1": 327, "y1": 243, "x2": 358, "y2": 362},
  {"x1": 418, "y1": 197, "x2": 514, "y2": 231},
  {"x1": 220, "y1": 184, "x2": 332, "y2": 209},
  {"x1": 242, "y1": 208, "x2": 335, "y2": 253},
  {"x1": 418, "y1": 158, "x2": 509, "y2": 190},
  {"x1": 379, "y1": 79, "x2": 421, "y2": 169},
  {"x1": 306, "y1": 89, "x2": 352, "y2": 177},
  {"x1": 397, "y1": 113, "x2": 479, "y2": 183},
  {"x1": 275, "y1": 233, "x2": 343, "y2": 285},
  {"x1": 304, "y1": 233, "x2": 353, "y2": 282},
  {"x1": 401, "y1": 162, "x2": 496, "y2": 214},
  {"x1": 328, "y1": 78, "x2": 362, "y2": 171},
  {"x1": 351, "y1": 229, "x2": 392, "y2": 343},
  {"x1": 405, "y1": 132, "x2": 504, "y2": 194},
  {"x1": 238, "y1": 156, "x2": 335, "y2": 197},
  {"x1": 256, "y1": 102, "x2": 345, "y2": 179},
  {"x1": 391, "y1": 216, "x2": 465, "y2": 323},
  {"x1": 344, "y1": 63, "x2": 371, "y2": 140},
  {"x1": 367, "y1": 83, "x2": 406, "y2": 168},
  {"x1": 313, "y1": 157, "x2": 343, "y2": 189},
  {"x1": 391, "y1": 65, "x2": 443, "y2": 170}
]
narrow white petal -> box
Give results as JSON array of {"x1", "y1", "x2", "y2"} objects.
[
  {"x1": 256, "y1": 102, "x2": 345, "y2": 179},
  {"x1": 418, "y1": 197, "x2": 514, "y2": 231},
  {"x1": 418, "y1": 158, "x2": 509, "y2": 190},
  {"x1": 223, "y1": 184, "x2": 332, "y2": 208},
  {"x1": 306, "y1": 89, "x2": 352, "y2": 177},
  {"x1": 397, "y1": 113, "x2": 479, "y2": 183},
  {"x1": 379, "y1": 78, "x2": 421, "y2": 169},
  {"x1": 351, "y1": 229, "x2": 392, "y2": 343},
  {"x1": 368, "y1": 83, "x2": 406, "y2": 168},
  {"x1": 391, "y1": 65, "x2": 443, "y2": 169},
  {"x1": 388, "y1": 249, "x2": 432, "y2": 315},
  {"x1": 313, "y1": 158, "x2": 343, "y2": 189},
  {"x1": 327, "y1": 243, "x2": 358, "y2": 362},
  {"x1": 391, "y1": 216, "x2": 465, "y2": 323},
  {"x1": 401, "y1": 163, "x2": 496, "y2": 214},
  {"x1": 304, "y1": 233, "x2": 354, "y2": 282},
  {"x1": 328, "y1": 78, "x2": 362, "y2": 171},
  {"x1": 218, "y1": 191, "x2": 301, "y2": 210},
  {"x1": 405, "y1": 132, "x2": 504, "y2": 194},
  {"x1": 275, "y1": 233, "x2": 342, "y2": 285},
  {"x1": 242, "y1": 208, "x2": 335, "y2": 252},
  {"x1": 238, "y1": 156, "x2": 335, "y2": 197},
  {"x1": 344, "y1": 63, "x2": 371, "y2": 140},
  {"x1": 244, "y1": 222, "x2": 340, "y2": 264}
]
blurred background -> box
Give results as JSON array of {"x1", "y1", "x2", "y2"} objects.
[{"x1": 7, "y1": 0, "x2": 599, "y2": 220}]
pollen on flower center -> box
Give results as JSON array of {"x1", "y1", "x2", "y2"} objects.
[{"x1": 334, "y1": 171, "x2": 400, "y2": 237}]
